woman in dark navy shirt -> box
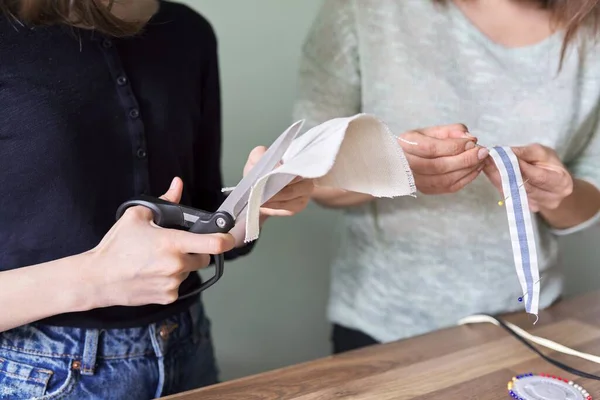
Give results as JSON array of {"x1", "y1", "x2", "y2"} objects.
[{"x1": 0, "y1": 0, "x2": 313, "y2": 398}]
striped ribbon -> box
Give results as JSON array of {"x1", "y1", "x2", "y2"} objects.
[{"x1": 488, "y1": 146, "x2": 540, "y2": 320}]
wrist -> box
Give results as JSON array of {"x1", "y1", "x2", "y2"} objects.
[
  {"x1": 40, "y1": 252, "x2": 103, "y2": 315},
  {"x1": 66, "y1": 252, "x2": 108, "y2": 311},
  {"x1": 538, "y1": 178, "x2": 600, "y2": 229}
]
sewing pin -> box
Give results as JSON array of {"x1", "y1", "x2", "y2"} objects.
[
  {"x1": 498, "y1": 179, "x2": 530, "y2": 206},
  {"x1": 518, "y1": 278, "x2": 542, "y2": 303},
  {"x1": 397, "y1": 137, "x2": 418, "y2": 146}
]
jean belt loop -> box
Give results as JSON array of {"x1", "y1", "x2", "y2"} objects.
[{"x1": 81, "y1": 328, "x2": 100, "y2": 376}]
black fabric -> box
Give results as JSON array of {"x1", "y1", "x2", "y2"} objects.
[
  {"x1": 0, "y1": 0, "x2": 254, "y2": 329},
  {"x1": 331, "y1": 324, "x2": 380, "y2": 354}
]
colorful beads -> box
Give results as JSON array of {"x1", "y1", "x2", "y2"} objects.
[{"x1": 507, "y1": 372, "x2": 592, "y2": 399}]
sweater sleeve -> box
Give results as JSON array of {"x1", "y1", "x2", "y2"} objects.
[{"x1": 552, "y1": 109, "x2": 600, "y2": 236}]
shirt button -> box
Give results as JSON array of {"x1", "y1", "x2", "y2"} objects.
[
  {"x1": 102, "y1": 39, "x2": 112, "y2": 48},
  {"x1": 136, "y1": 148, "x2": 147, "y2": 159},
  {"x1": 117, "y1": 76, "x2": 128, "y2": 86},
  {"x1": 129, "y1": 109, "x2": 140, "y2": 119}
]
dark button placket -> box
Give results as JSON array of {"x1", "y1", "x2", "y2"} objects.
[{"x1": 99, "y1": 38, "x2": 150, "y2": 195}]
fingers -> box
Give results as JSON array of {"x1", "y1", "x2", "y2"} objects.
[
  {"x1": 261, "y1": 196, "x2": 310, "y2": 216},
  {"x1": 179, "y1": 253, "x2": 211, "y2": 272},
  {"x1": 399, "y1": 133, "x2": 478, "y2": 159},
  {"x1": 418, "y1": 123, "x2": 472, "y2": 140},
  {"x1": 248, "y1": 146, "x2": 268, "y2": 164},
  {"x1": 172, "y1": 231, "x2": 236, "y2": 255},
  {"x1": 416, "y1": 163, "x2": 483, "y2": 194},
  {"x1": 406, "y1": 145, "x2": 488, "y2": 175},
  {"x1": 267, "y1": 179, "x2": 314, "y2": 202},
  {"x1": 519, "y1": 161, "x2": 572, "y2": 196},
  {"x1": 511, "y1": 144, "x2": 552, "y2": 163}
]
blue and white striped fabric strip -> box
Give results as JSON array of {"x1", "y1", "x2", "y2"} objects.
[{"x1": 488, "y1": 146, "x2": 540, "y2": 319}]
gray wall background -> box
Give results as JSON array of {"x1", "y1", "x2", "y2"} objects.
[{"x1": 180, "y1": 0, "x2": 600, "y2": 382}]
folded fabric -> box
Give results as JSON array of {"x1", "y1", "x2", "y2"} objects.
[{"x1": 227, "y1": 113, "x2": 417, "y2": 243}]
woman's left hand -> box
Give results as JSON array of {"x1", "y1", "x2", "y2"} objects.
[
  {"x1": 243, "y1": 146, "x2": 315, "y2": 217},
  {"x1": 483, "y1": 143, "x2": 573, "y2": 212}
]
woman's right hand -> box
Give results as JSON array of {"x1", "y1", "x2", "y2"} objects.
[
  {"x1": 397, "y1": 124, "x2": 490, "y2": 194},
  {"x1": 85, "y1": 177, "x2": 235, "y2": 308}
]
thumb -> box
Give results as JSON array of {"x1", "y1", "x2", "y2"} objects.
[
  {"x1": 160, "y1": 177, "x2": 184, "y2": 204},
  {"x1": 244, "y1": 146, "x2": 268, "y2": 176},
  {"x1": 511, "y1": 144, "x2": 549, "y2": 163}
]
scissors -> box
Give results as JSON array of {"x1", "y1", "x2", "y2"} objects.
[{"x1": 115, "y1": 121, "x2": 302, "y2": 300}]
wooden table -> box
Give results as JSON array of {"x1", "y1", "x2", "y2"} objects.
[{"x1": 166, "y1": 291, "x2": 600, "y2": 399}]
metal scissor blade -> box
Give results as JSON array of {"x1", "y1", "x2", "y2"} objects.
[{"x1": 218, "y1": 119, "x2": 304, "y2": 219}]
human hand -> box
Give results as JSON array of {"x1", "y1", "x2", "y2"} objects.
[
  {"x1": 483, "y1": 143, "x2": 573, "y2": 212},
  {"x1": 397, "y1": 124, "x2": 490, "y2": 194},
  {"x1": 243, "y1": 146, "x2": 315, "y2": 217},
  {"x1": 87, "y1": 177, "x2": 235, "y2": 307}
]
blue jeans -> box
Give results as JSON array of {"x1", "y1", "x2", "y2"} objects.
[{"x1": 0, "y1": 301, "x2": 218, "y2": 399}]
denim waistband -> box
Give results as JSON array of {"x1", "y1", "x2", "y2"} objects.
[{"x1": 0, "y1": 301, "x2": 203, "y2": 376}]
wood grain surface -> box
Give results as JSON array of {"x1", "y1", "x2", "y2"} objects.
[{"x1": 164, "y1": 291, "x2": 600, "y2": 399}]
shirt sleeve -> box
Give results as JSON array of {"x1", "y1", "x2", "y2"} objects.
[
  {"x1": 292, "y1": 0, "x2": 361, "y2": 130},
  {"x1": 551, "y1": 115, "x2": 600, "y2": 236},
  {"x1": 192, "y1": 25, "x2": 256, "y2": 259}
]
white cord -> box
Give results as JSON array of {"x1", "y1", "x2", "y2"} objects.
[{"x1": 458, "y1": 315, "x2": 600, "y2": 365}]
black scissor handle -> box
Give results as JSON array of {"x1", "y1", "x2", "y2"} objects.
[{"x1": 115, "y1": 195, "x2": 235, "y2": 297}]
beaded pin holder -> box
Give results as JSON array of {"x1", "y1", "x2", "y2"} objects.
[{"x1": 507, "y1": 373, "x2": 592, "y2": 400}]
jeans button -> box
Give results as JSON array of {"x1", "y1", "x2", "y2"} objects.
[
  {"x1": 129, "y1": 109, "x2": 140, "y2": 119},
  {"x1": 117, "y1": 76, "x2": 128, "y2": 86},
  {"x1": 136, "y1": 148, "x2": 147, "y2": 159},
  {"x1": 159, "y1": 327, "x2": 169, "y2": 340}
]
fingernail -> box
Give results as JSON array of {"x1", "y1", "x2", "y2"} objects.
[
  {"x1": 452, "y1": 130, "x2": 469, "y2": 137},
  {"x1": 462, "y1": 131, "x2": 477, "y2": 140},
  {"x1": 170, "y1": 178, "x2": 178, "y2": 189},
  {"x1": 478, "y1": 148, "x2": 489, "y2": 160},
  {"x1": 465, "y1": 141, "x2": 476, "y2": 150},
  {"x1": 477, "y1": 163, "x2": 485, "y2": 172}
]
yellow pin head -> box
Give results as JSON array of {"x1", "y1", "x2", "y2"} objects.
[{"x1": 498, "y1": 200, "x2": 504, "y2": 206}]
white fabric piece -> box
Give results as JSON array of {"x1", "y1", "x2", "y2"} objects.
[
  {"x1": 488, "y1": 146, "x2": 540, "y2": 319},
  {"x1": 229, "y1": 113, "x2": 416, "y2": 243}
]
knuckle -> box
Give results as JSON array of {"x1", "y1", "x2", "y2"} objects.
[
  {"x1": 530, "y1": 143, "x2": 547, "y2": 157},
  {"x1": 123, "y1": 206, "x2": 145, "y2": 221},
  {"x1": 159, "y1": 292, "x2": 179, "y2": 305},
  {"x1": 449, "y1": 123, "x2": 468, "y2": 132},
  {"x1": 164, "y1": 277, "x2": 181, "y2": 292},
  {"x1": 163, "y1": 258, "x2": 183, "y2": 276},
  {"x1": 464, "y1": 152, "x2": 479, "y2": 169},
  {"x1": 206, "y1": 236, "x2": 228, "y2": 254},
  {"x1": 424, "y1": 141, "x2": 438, "y2": 157},
  {"x1": 447, "y1": 180, "x2": 464, "y2": 194},
  {"x1": 449, "y1": 141, "x2": 463, "y2": 155},
  {"x1": 441, "y1": 174, "x2": 456, "y2": 189},
  {"x1": 156, "y1": 235, "x2": 175, "y2": 254},
  {"x1": 430, "y1": 158, "x2": 446, "y2": 174},
  {"x1": 535, "y1": 172, "x2": 548, "y2": 186}
]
